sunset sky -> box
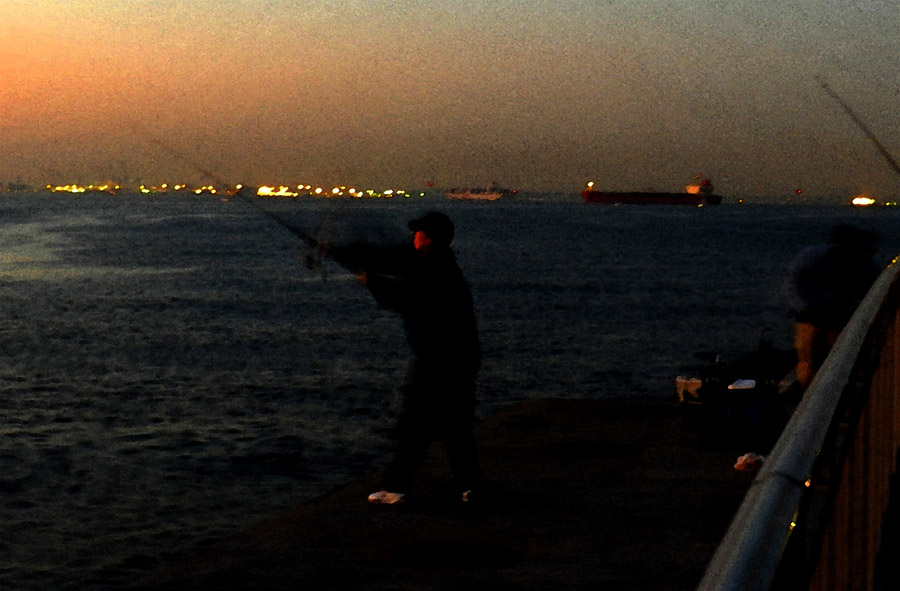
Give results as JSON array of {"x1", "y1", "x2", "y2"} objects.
[{"x1": 2, "y1": 0, "x2": 898, "y2": 199}]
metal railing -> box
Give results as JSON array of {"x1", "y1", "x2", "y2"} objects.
[{"x1": 698, "y1": 255, "x2": 900, "y2": 591}]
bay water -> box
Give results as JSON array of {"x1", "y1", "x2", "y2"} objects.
[{"x1": 1, "y1": 192, "x2": 898, "y2": 589}]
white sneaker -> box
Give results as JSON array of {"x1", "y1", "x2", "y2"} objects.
[{"x1": 367, "y1": 490, "x2": 406, "y2": 505}]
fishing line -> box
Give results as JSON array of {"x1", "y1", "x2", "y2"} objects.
[{"x1": 815, "y1": 75, "x2": 900, "y2": 179}]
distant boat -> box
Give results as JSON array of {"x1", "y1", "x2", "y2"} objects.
[
  {"x1": 582, "y1": 179, "x2": 723, "y2": 205},
  {"x1": 445, "y1": 186, "x2": 512, "y2": 201}
]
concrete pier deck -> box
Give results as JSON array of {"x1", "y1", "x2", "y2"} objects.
[{"x1": 133, "y1": 399, "x2": 760, "y2": 591}]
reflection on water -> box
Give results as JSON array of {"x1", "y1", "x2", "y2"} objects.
[
  {"x1": 0, "y1": 218, "x2": 202, "y2": 280},
  {"x1": 0, "y1": 221, "x2": 64, "y2": 275}
]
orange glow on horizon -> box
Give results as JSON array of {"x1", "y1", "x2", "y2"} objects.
[{"x1": 5, "y1": 4, "x2": 900, "y2": 197}]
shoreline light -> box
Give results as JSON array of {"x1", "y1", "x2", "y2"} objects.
[{"x1": 23, "y1": 180, "x2": 427, "y2": 200}]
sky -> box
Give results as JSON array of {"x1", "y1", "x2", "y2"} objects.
[{"x1": 1, "y1": 0, "x2": 899, "y2": 199}]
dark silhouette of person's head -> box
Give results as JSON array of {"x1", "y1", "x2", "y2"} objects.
[
  {"x1": 408, "y1": 212, "x2": 455, "y2": 249},
  {"x1": 829, "y1": 224, "x2": 878, "y2": 257}
]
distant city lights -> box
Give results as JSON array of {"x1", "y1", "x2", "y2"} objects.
[
  {"x1": 14, "y1": 181, "x2": 425, "y2": 199},
  {"x1": 255, "y1": 185, "x2": 414, "y2": 199},
  {"x1": 257, "y1": 186, "x2": 298, "y2": 198},
  {"x1": 49, "y1": 183, "x2": 121, "y2": 194},
  {"x1": 5, "y1": 182, "x2": 893, "y2": 205}
]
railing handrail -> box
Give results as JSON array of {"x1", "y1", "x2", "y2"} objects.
[{"x1": 697, "y1": 256, "x2": 900, "y2": 591}]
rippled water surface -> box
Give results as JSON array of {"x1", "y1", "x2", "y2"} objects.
[{"x1": 2, "y1": 193, "x2": 898, "y2": 589}]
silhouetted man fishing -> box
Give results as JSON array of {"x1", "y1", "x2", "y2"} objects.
[
  {"x1": 786, "y1": 224, "x2": 880, "y2": 391},
  {"x1": 355, "y1": 211, "x2": 482, "y2": 505}
]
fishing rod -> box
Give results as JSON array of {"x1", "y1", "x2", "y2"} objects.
[
  {"x1": 815, "y1": 75, "x2": 900, "y2": 178},
  {"x1": 133, "y1": 124, "x2": 337, "y2": 274},
  {"x1": 232, "y1": 186, "x2": 320, "y2": 250},
  {"x1": 131, "y1": 124, "x2": 419, "y2": 279},
  {"x1": 232, "y1": 187, "x2": 334, "y2": 277},
  {"x1": 141, "y1": 134, "x2": 233, "y2": 190},
  {"x1": 227, "y1": 189, "x2": 399, "y2": 279}
]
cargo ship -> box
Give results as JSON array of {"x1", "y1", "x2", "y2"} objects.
[
  {"x1": 445, "y1": 186, "x2": 512, "y2": 201},
  {"x1": 582, "y1": 179, "x2": 723, "y2": 205}
]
